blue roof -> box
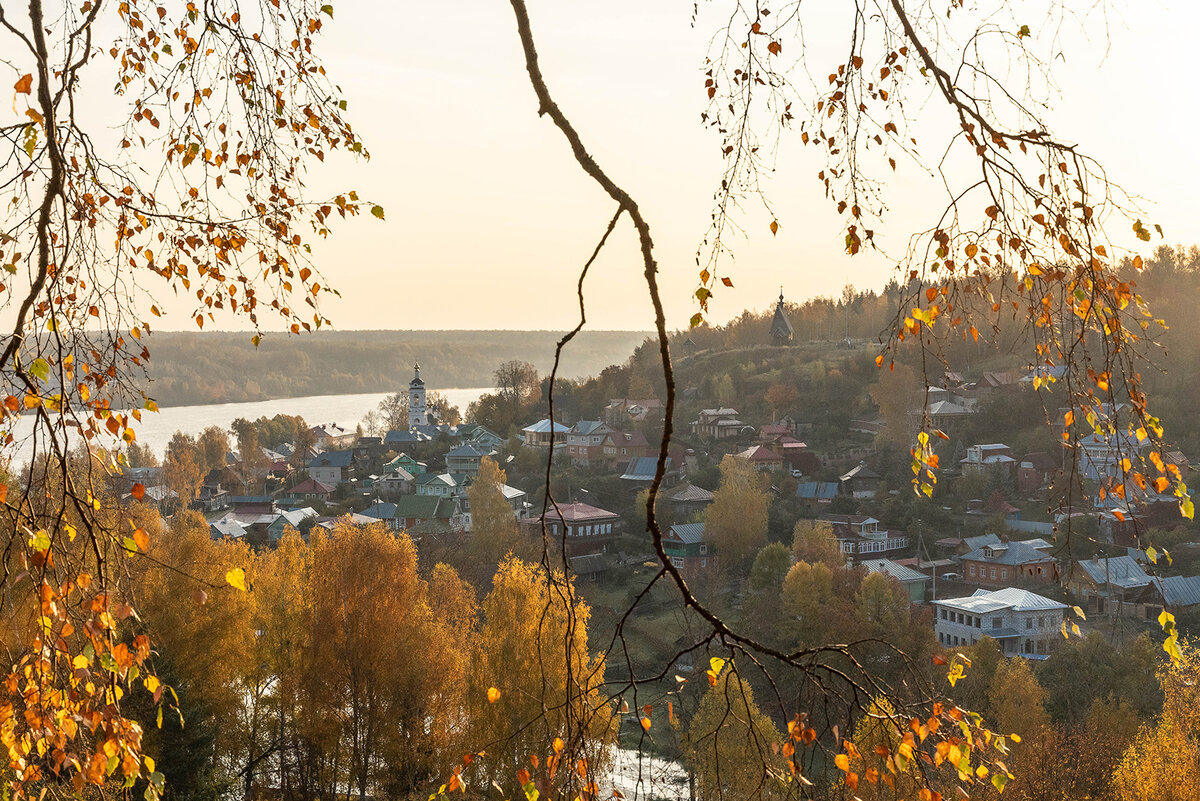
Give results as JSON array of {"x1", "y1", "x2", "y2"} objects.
[
  {"x1": 385, "y1": 429, "x2": 423, "y2": 444},
  {"x1": 621, "y1": 456, "x2": 668, "y2": 480},
  {"x1": 668, "y1": 522, "x2": 706, "y2": 545},
  {"x1": 363, "y1": 501, "x2": 397, "y2": 520},
  {"x1": 309, "y1": 450, "x2": 353, "y2": 468},
  {"x1": 446, "y1": 442, "x2": 489, "y2": 459},
  {"x1": 229, "y1": 495, "x2": 273, "y2": 505},
  {"x1": 797, "y1": 481, "x2": 839, "y2": 500},
  {"x1": 523, "y1": 419, "x2": 570, "y2": 434}
]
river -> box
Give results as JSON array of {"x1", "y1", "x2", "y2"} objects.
[{"x1": 4, "y1": 388, "x2": 493, "y2": 460}]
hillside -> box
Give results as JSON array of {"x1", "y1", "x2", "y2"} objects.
[{"x1": 141, "y1": 329, "x2": 653, "y2": 406}]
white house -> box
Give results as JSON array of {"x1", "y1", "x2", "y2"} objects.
[{"x1": 933, "y1": 587, "x2": 1069, "y2": 658}]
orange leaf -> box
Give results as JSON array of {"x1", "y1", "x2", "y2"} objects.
[
  {"x1": 14, "y1": 74, "x2": 32, "y2": 94},
  {"x1": 131, "y1": 483, "x2": 146, "y2": 500},
  {"x1": 640, "y1": 717, "x2": 652, "y2": 731},
  {"x1": 487, "y1": 687, "x2": 500, "y2": 704},
  {"x1": 835, "y1": 754, "x2": 850, "y2": 772}
]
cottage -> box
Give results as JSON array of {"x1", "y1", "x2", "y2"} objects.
[
  {"x1": 309, "y1": 422, "x2": 355, "y2": 450},
  {"x1": 283, "y1": 477, "x2": 336, "y2": 502},
  {"x1": 603, "y1": 399, "x2": 663, "y2": 428},
  {"x1": 620, "y1": 456, "x2": 671, "y2": 483},
  {"x1": 416, "y1": 472, "x2": 470, "y2": 498},
  {"x1": 839, "y1": 462, "x2": 881, "y2": 498},
  {"x1": 524, "y1": 502, "x2": 621, "y2": 557},
  {"x1": 1018, "y1": 452, "x2": 1058, "y2": 494},
  {"x1": 661, "y1": 483, "x2": 715, "y2": 521},
  {"x1": 934, "y1": 588, "x2": 1068, "y2": 656},
  {"x1": 1066, "y1": 556, "x2": 1152, "y2": 616},
  {"x1": 959, "y1": 540, "x2": 1057, "y2": 588},
  {"x1": 820, "y1": 515, "x2": 909, "y2": 560},
  {"x1": 521, "y1": 419, "x2": 570, "y2": 448},
  {"x1": 960, "y1": 444, "x2": 1016, "y2": 476},
  {"x1": 861, "y1": 558, "x2": 929, "y2": 603},
  {"x1": 375, "y1": 467, "x2": 416, "y2": 496},
  {"x1": 445, "y1": 442, "x2": 492, "y2": 476},
  {"x1": 734, "y1": 445, "x2": 783, "y2": 473},
  {"x1": 691, "y1": 408, "x2": 748, "y2": 440},
  {"x1": 602, "y1": 431, "x2": 650, "y2": 463},
  {"x1": 307, "y1": 450, "x2": 355, "y2": 485},
  {"x1": 664, "y1": 522, "x2": 714, "y2": 571},
  {"x1": 796, "y1": 481, "x2": 839, "y2": 504},
  {"x1": 566, "y1": 421, "x2": 615, "y2": 466}
]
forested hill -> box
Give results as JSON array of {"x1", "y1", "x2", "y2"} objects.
[{"x1": 142, "y1": 330, "x2": 653, "y2": 406}]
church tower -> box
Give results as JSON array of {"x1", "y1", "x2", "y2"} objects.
[
  {"x1": 770, "y1": 289, "x2": 795, "y2": 346},
  {"x1": 408, "y1": 363, "x2": 428, "y2": 428}
]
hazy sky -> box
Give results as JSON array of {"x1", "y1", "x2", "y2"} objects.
[{"x1": 214, "y1": 1, "x2": 1200, "y2": 332}]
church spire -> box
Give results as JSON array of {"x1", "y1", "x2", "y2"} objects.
[{"x1": 770, "y1": 289, "x2": 794, "y2": 346}]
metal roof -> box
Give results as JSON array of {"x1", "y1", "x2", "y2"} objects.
[
  {"x1": 861, "y1": 558, "x2": 929, "y2": 584},
  {"x1": 667, "y1": 522, "x2": 706, "y2": 545},
  {"x1": 962, "y1": 540, "x2": 1056, "y2": 567},
  {"x1": 1152, "y1": 575, "x2": 1200, "y2": 608},
  {"x1": 1075, "y1": 556, "x2": 1151, "y2": 590},
  {"x1": 935, "y1": 587, "x2": 1067, "y2": 614}
]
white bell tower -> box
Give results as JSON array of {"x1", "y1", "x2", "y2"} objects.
[{"x1": 408, "y1": 363, "x2": 427, "y2": 428}]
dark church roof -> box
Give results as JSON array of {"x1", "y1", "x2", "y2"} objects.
[{"x1": 770, "y1": 292, "x2": 794, "y2": 345}]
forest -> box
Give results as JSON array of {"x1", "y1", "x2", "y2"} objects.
[{"x1": 137, "y1": 330, "x2": 652, "y2": 406}]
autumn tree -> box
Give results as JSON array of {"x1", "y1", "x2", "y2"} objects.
[
  {"x1": 467, "y1": 457, "x2": 528, "y2": 569},
  {"x1": 704, "y1": 455, "x2": 770, "y2": 571},
  {"x1": 685, "y1": 667, "x2": 784, "y2": 801},
  {"x1": 763, "y1": 383, "x2": 800, "y2": 421},
  {"x1": 163, "y1": 440, "x2": 204, "y2": 506},
  {"x1": 377, "y1": 392, "x2": 411, "y2": 432},
  {"x1": 744, "y1": 542, "x2": 792, "y2": 645},
  {"x1": 196, "y1": 426, "x2": 231, "y2": 475},
  {"x1": 467, "y1": 558, "x2": 612, "y2": 797},
  {"x1": 1113, "y1": 643, "x2": 1200, "y2": 801},
  {"x1": 779, "y1": 560, "x2": 835, "y2": 648},
  {"x1": 791, "y1": 519, "x2": 845, "y2": 569}
]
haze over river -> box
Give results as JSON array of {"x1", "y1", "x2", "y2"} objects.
[{"x1": 5, "y1": 388, "x2": 493, "y2": 461}]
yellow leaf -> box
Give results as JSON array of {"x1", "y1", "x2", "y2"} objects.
[
  {"x1": 834, "y1": 754, "x2": 850, "y2": 772},
  {"x1": 640, "y1": 717, "x2": 651, "y2": 731},
  {"x1": 487, "y1": 687, "x2": 501, "y2": 704},
  {"x1": 225, "y1": 567, "x2": 247, "y2": 591}
]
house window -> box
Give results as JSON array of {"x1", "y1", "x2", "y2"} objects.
[
  {"x1": 990, "y1": 568, "x2": 997, "y2": 579},
  {"x1": 1026, "y1": 617, "x2": 1033, "y2": 629},
  {"x1": 699, "y1": 544, "x2": 708, "y2": 555},
  {"x1": 671, "y1": 557, "x2": 683, "y2": 568},
  {"x1": 700, "y1": 558, "x2": 707, "y2": 568},
  {"x1": 1001, "y1": 569, "x2": 1008, "y2": 580},
  {"x1": 975, "y1": 617, "x2": 981, "y2": 628},
  {"x1": 969, "y1": 564, "x2": 976, "y2": 576},
  {"x1": 992, "y1": 617, "x2": 1002, "y2": 629}
]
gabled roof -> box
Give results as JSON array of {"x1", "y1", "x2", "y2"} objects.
[
  {"x1": 1151, "y1": 575, "x2": 1200, "y2": 608},
  {"x1": 569, "y1": 420, "x2": 609, "y2": 436},
  {"x1": 962, "y1": 540, "x2": 1056, "y2": 567},
  {"x1": 1074, "y1": 556, "x2": 1150, "y2": 590},
  {"x1": 379, "y1": 467, "x2": 415, "y2": 482},
  {"x1": 537, "y1": 502, "x2": 620, "y2": 523},
  {"x1": 667, "y1": 522, "x2": 706, "y2": 545},
  {"x1": 736, "y1": 445, "x2": 782, "y2": 462},
  {"x1": 840, "y1": 462, "x2": 880, "y2": 481},
  {"x1": 662, "y1": 483, "x2": 715, "y2": 503},
  {"x1": 391, "y1": 495, "x2": 452, "y2": 519},
  {"x1": 605, "y1": 430, "x2": 650, "y2": 449},
  {"x1": 384, "y1": 429, "x2": 424, "y2": 444},
  {"x1": 446, "y1": 442, "x2": 489, "y2": 459},
  {"x1": 522, "y1": 419, "x2": 570, "y2": 434},
  {"x1": 308, "y1": 450, "x2": 353, "y2": 468},
  {"x1": 209, "y1": 520, "x2": 247, "y2": 540},
  {"x1": 796, "y1": 481, "x2": 839, "y2": 500},
  {"x1": 861, "y1": 558, "x2": 929, "y2": 584},
  {"x1": 287, "y1": 477, "x2": 336, "y2": 495},
  {"x1": 621, "y1": 456, "x2": 668, "y2": 480},
  {"x1": 962, "y1": 533, "x2": 1001, "y2": 551},
  {"x1": 1021, "y1": 451, "x2": 1058, "y2": 471},
  {"x1": 416, "y1": 472, "x2": 465, "y2": 488},
  {"x1": 935, "y1": 587, "x2": 1067, "y2": 614}
]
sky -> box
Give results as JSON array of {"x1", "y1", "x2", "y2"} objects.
[{"x1": 177, "y1": 0, "x2": 1200, "y2": 331}]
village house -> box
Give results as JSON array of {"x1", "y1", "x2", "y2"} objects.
[
  {"x1": 523, "y1": 502, "x2": 621, "y2": 557},
  {"x1": 375, "y1": 467, "x2": 416, "y2": 496},
  {"x1": 282, "y1": 477, "x2": 336, "y2": 503},
  {"x1": 660, "y1": 482, "x2": 715, "y2": 522},
  {"x1": 603, "y1": 398, "x2": 663, "y2": 428},
  {"x1": 960, "y1": 444, "x2": 1017, "y2": 476},
  {"x1": 1066, "y1": 556, "x2": 1153, "y2": 617},
  {"x1": 1018, "y1": 452, "x2": 1059, "y2": 494},
  {"x1": 416, "y1": 472, "x2": 470, "y2": 498},
  {"x1": 309, "y1": 422, "x2": 355, "y2": 451},
  {"x1": 664, "y1": 522, "x2": 714, "y2": 572},
  {"x1": 959, "y1": 540, "x2": 1057, "y2": 588},
  {"x1": 820, "y1": 515, "x2": 909, "y2": 560},
  {"x1": 861, "y1": 558, "x2": 930, "y2": 603},
  {"x1": 691, "y1": 408, "x2": 748, "y2": 440},
  {"x1": 566, "y1": 421, "x2": 614, "y2": 466},
  {"x1": 602, "y1": 430, "x2": 650, "y2": 463},
  {"x1": 964, "y1": 492, "x2": 1021, "y2": 521},
  {"x1": 734, "y1": 445, "x2": 783, "y2": 473},
  {"x1": 456, "y1": 422, "x2": 505, "y2": 450},
  {"x1": 934, "y1": 588, "x2": 1069, "y2": 657},
  {"x1": 445, "y1": 442, "x2": 492, "y2": 476},
  {"x1": 839, "y1": 462, "x2": 881, "y2": 498},
  {"x1": 364, "y1": 495, "x2": 467, "y2": 533},
  {"x1": 521, "y1": 419, "x2": 570, "y2": 449},
  {"x1": 307, "y1": 450, "x2": 354, "y2": 485},
  {"x1": 620, "y1": 456, "x2": 671, "y2": 484},
  {"x1": 796, "y1": 481, "x2": 839, "y2": 505},
  {"x1": 385, "y1": 453, "x2": 426, "y2": 476}
]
